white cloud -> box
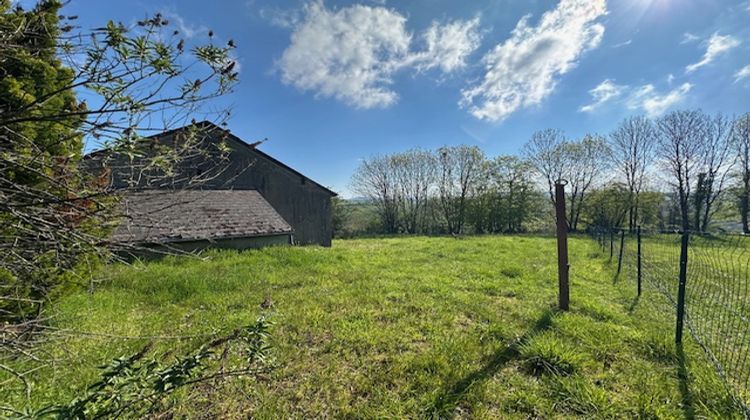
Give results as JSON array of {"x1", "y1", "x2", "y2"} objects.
[
  {"x1": 460, "y1": 0, "x2": 607, "y2": 122},
  {"x1": 579, "y1": 77, "x2": 692, "y2": 117},
  {"x1": 278, "y1": 2, "x2": 482, "y2": 109},
  {"x1": 410, "y1": 17, "x2": 482, "y2": 73},
  {"x1": 579, "y1": 79, "x2": 625, "y2": 112},
  {"x1": 667, "y1": 73, "x2": 675, "y2": 84},
  {"x1": 685, "y1": 32, "x2": 740, "y2": 73},
  {"x1": 681, "y1": 32, "x2": 700, "y2": 44},
  {"x1": 735, "y1": 65, "x2": 750, "y2": 82},
  {"x1": 259, "y1": 6, "x2": 302, "y2": 29},
  {"x1": 612, "y1": 39, "x2": 631, "y2": 48},
  {"x1": 279, "y1": 2, "x2": 412, "y2": 109},
  {"x1": 627, "y1": 83, "x2": 692, "y2": 117},
  {"x1": 161, "y1": 11, "x2": 207, "y2": 39}
]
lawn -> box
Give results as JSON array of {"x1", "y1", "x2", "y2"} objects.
[{"x1": 1, "y1": 236, "x2": 744, "y2": 418}]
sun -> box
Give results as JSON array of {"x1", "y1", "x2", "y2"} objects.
[{"x1": 615, "y1": 0, "x2": 680, "y2": 29}]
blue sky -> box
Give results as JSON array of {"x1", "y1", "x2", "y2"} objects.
[{"x1": 59, "y1": 0, "x2": 750, "y2": 196}]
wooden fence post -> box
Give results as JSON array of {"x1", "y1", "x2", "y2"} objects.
[{"x1": 555, "y1": 180, "x2": 569, "y2": 311}]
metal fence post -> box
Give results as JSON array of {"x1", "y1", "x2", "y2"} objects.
[
  {"x1": 555, "y1": 180, "x2": 569, "y2": 311},
  {"x1": 609, "y1": 229, "x2": 614, "y2": 259},
  {"x1": 617, "y1": 229, "x2": 625, "y2": 275},
  {"x1": 675, "y1": 231, "x2": 690, "y2": 343},
  {"x1": 637, "y1": 225, "x2": 642, "y2": 296}
]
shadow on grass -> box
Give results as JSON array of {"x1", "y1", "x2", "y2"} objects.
[
  {"x1": 428, "y1": 308, "x2": 557, "y2": 417},
  {"x1": 676, "y1": 344, "x2": 696, "y2": 420},
  {"x1": 627, "y1": 295, "x2": 640, "y2": 313}
]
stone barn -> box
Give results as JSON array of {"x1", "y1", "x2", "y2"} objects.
[{"x1": 87, "y1": 121, "x2": 336, "y2": 251}]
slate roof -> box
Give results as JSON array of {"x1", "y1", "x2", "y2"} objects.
[{"x1": 113, "y1": 190, "x2": 293, "y2": 243}]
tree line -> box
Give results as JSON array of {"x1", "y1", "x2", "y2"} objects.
[
  {"x1": 347, "y1": 110, "x2": 750, "y2": 236},
  {"x1": 348, "y1": 146, "x2": 545, "y2": 235}
]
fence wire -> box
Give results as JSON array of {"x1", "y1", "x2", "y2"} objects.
[{"x1": 591, "y1": 228, "x2": 750, "y2": 410}]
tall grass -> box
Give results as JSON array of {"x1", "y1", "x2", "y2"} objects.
[{"x1": 1, "y1": 236, "x2": 743, "y2": 418}]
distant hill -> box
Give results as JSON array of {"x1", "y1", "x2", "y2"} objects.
[{"x1": 344, "y1": 196, "x2": 373, "y2": 204}]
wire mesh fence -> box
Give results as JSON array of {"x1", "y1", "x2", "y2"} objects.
[{"x1": 591, "y1": 227, "x2": 750, "y2": 412}]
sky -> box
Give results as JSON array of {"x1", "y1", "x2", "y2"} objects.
[{"x1": 54, "y1": 0, "x2": 750, "y2": 196}]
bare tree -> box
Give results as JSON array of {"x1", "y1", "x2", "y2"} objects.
[
  {"x1": 656, "y1": 110, "x2": 707, "y2": 231},
  {"x1": 523, "y1": 129, "x2": 567, "y2": 206},
  {"x1": 436, "y1": 145, "x2": 484, "y2": 235},
  {"x1": 734, "y1": 114, "x2": 750, "y2": 234},
  {"x1": 492, "y1": 156, "x2": 535, "y2": 233},
  {"x1": 608, "y1": 116, "x2": 656, "y2": 231},
  {"x1": 392, "y1": 149, "x2": 436, "y2": 234},
  {"x1": 694, "y1": 113, "x2": 735, "y2": 232},
  {"x1": 565, "y1": 134, "x2": 610, "y2": 231},
  {"x1": 350, "y1": 155, "x2": 400, "y2": 233}
]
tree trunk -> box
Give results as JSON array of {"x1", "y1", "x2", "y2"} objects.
[
  {"x1": 628, "y1": 189, "x2": 635, "y2": 232},
  {"x1": 693, "y1": 173, "x2": 706, "y2": 232},
  {"x1": 567, "y1": 193, "x2": 576, "y2": 232},
  {"x1": 701, "y1": 191, "x2": 711, "y2": 234},
  {"x1": 628, "y1": 206, "x2": 634, "y2": 233}
]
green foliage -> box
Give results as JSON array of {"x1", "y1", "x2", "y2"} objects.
[
  {"x1": 637, "y1": 191, "x2": 666, "y2": 228},
  {"x1": 332, "y1": 200, "x2": 383, "y2": 237},
  {"x1": 0, "y1": 1, "x2": 86, "y2": 318},
  {"x1": 582, "y1": 187, "x2": 670, "y2": 232},
  {"x1": 331, "y1": 197, "x2": 350, "y2": 237},
  {"x1": 468, "y1": 155, "x2": 543, "y2": 234},
  {"x1": 582, "y1": 183, "x2": 631, "y2": 229},
  {"x1": 13, "y1": 317, "x2": 273, "y2": 419},
  {"x1": 1, "y1": 1, "x2": 237, "y2": 322},
  {"x1": 0, "y1": 1, "x2": 82, "y2": 169}
]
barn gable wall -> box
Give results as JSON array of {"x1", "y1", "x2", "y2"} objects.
[{"x1": 210, "y1": 135, "x2": 333, "y2": 246}]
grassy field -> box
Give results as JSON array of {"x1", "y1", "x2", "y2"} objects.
[{"x1": 1, "y1": 236, "x2": 744, "y2": 418}]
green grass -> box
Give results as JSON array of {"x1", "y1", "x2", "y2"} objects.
[
  {"x1": 615, "y1": 232, "x2": 750, "y2": 405},
  {"x1": 1, "y1": 235, "x2": 745, "y2": 418}
]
